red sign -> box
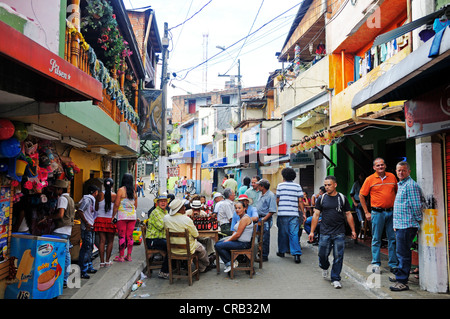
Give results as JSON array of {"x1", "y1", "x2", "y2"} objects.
[
  {"x1": 0, "y1": 21, "x2": 102, "y2": 102},
  {"x1": 405, "y1": 84, "x2": 450, "y2": 138}
]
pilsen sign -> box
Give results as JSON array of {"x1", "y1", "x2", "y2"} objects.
[
  {"x1": 49, "y1": 59, "x2": 71, "y2": 80},
  {"x1": 0, "y1": 20, "x2": 102, "y2": 103}
]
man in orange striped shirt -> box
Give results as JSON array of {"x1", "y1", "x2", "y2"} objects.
[{"x1": 360, "y1": 157, "x2": 398, "y2": 275}]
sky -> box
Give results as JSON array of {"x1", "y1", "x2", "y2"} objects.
[{"x1": 124, "y1": 0, "x2": 302, "y2": 101}]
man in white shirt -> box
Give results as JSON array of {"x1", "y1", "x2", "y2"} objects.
[
  {"x1": 217, "y1": 188, "x2": 235, "y2": 235},
  {"x1": 48, "y1": 179, "x2": 75, "y2": 288}
]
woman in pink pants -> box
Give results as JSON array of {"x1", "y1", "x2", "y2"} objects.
[{"x1": 112, "y1": 173, "x2": 137, "y2": 262}]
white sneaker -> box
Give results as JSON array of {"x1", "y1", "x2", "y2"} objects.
[
  {"x1": 322, "y1": 269, "x2": 328, "y2": 278},
  {"x1": 332, "y1": 281, "x2": 342, "y2": 289},
  {"x1": 224, "y1": 265, "x2": 231, "y2": 273},
  {"x1": 372, "y1": 265, "x2": 381, "y2": 274}
]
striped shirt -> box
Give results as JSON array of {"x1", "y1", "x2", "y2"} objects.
[
  {"x1": 276, "y1": 181, "x2": 304, "y2": 217},
  {"x1": 393, "y1": 176, "x2": 423, "y2": 229}
]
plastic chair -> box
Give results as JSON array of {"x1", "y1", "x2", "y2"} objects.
[{"x1": 166, "y1": 228, "x2": 199, "y2": 286}]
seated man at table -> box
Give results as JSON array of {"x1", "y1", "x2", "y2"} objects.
[
  {"x1": 164, "y1": 199, "x2": 211, "y2": 273},
  {"x1": 145, "y1": 194, "x2": 170, "y2": 279}
]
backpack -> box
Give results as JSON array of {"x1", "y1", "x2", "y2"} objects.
[{"x1": 319, "y1": 192, "x2": 347, "y2": 215}]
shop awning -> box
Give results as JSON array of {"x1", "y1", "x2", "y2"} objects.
[
  {"x1": 0, "y1": 21, "x2": 103, "y2": 103},
  {"x1": 257, "y1": 143, "x2": 287, "y2": 155},
  {"x1": 169, "y1": 150, "x2": 197, "y2": 160},
  {"x1": 352, "y1": 25, "x2": 450, "y2": 110},
  {"x1": 212, "y1": 157, "x2": 228, "y2": 167}
]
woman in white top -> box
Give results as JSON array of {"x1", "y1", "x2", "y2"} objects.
[
  {"x1": 214, "y1": 201, "x2": 254, "y2": 273},
  {"x1": 94, "y1": 178, "x2": 116, "y2": 267},
  {"x1": 112, "y1": 173, "x2": 137, "y2": 262}
]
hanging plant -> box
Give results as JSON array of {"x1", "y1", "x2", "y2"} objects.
[{"x1": 81, "y1": 0, "x2": 132, "y2": 71}]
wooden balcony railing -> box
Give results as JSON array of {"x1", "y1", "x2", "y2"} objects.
[{"x1": 64, "y1": 22, "x2": 139, "y2": 132}]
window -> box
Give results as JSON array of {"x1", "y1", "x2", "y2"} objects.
[
  {"x1": 201, "y1": 117, "x2": 209, "y2": 135},
  {"x1": 188, "y1": 100, "x2": 196, "y2": 114},
  {"x1": 221, "y1": 96, "x2": 230, "y2": 104}
]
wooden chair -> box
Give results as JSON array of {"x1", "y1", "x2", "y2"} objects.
[
  {"x1": 166, "y1": 228, "x2": 199, "y2": 286},
  {"x1": 256, "y1": 220, "x2": 264, "y2": 269},
  {"x1": 230, "y1": 223, "x2": 258, "y2": 279},
  {"x1": 141, "y1": 223, "x2": 166, "y2": 278}
]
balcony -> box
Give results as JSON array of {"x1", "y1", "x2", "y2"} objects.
[{"x1": 64, "y1": 21, "x2": 139, "y2": 132}]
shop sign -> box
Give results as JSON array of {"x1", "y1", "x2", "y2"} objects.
[
  {"x1": 49, "y1": 59, "x2": 71, "y2": 80},
  {"x1": 119, "y1": 122, "x2": 140, "y2": 153},
  {"x1": 290, "y1": 151, "x2": 314, "y2": 165},
  {"x1": 405, "y1": 84, "x2": 450, "y2": 138}
]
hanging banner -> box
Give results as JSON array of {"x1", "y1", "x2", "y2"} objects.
[{"x1": 139, "y1": 89, "x2": 163, "y2": 140}]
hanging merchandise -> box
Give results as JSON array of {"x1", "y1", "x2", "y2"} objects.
[{"x1": 294, "y1": 44, "x2": 301, "y2": 76}]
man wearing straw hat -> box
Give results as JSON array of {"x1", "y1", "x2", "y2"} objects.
[
  {"x1": 164, "y1": 199, "x2": 211, "y2": 273},
  {"x1": 146, "y1": 193, "x2": 170, "y2": 279}
]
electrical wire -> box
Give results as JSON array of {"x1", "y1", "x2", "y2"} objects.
[
  {"x1": 223, "y1": 0, "x2": 265, "y2": 75},
  {"x1": 168, "y1": 0, "x2": 213, "y2": 31},
  {"x1": 173, "y1": 1, "x2": 302, "y2": 80}
]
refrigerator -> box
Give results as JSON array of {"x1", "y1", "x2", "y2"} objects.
[{"x1": 5, "y1": 233, "x2": 66, "y2": 299}]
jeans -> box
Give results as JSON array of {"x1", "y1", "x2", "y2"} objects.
[
  {"x1": 261, "y1": 217, "x2": 272, "y2": 258},
  {"x1": 318, "y1": 233, "x2": 346, "y2": 282},
  {"x1": 395, "y1": 228, "x2": 418, "y2": 284},
  {"x1": 138, "y1": 187, "x2": 144, "y2": 197},
  {"x1": 146, "y1": 238, "x2": 169, "y2": 273},
  {"x1": 371, "y1": 210, "x2": 398, "y2": 268},
  {"x1": 52, "y1": 232, "x2": 71, "y2": 284},
  {"x1": 215, "y1": 239, "x2": 251, "y2": 266},
  {"x1": 277, "y1": 216, "x2": 302, "y2": 255},
  {"x1": 78, "y1": 228, "x2": 95, "y2": 274}
]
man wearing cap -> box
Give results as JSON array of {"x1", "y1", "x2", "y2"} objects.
[
  {"x1": 164, "y1": 199, "x2": 210, "y2": 273},
  {"x1": 212, "y1": 192, "x2": 224, "y2": 213},
  {"x1": 256, "y1": 179, "x2": 277, "y2": 261},
  {"x1": 47, "y1": 179, "x2": 74, "y2": 288},
  {"x1": 231, "y1": 194, "x2": 259, "y2": 230},
  {"x1": 146, "y1": 194, "x2": 170, "y2": 279}
]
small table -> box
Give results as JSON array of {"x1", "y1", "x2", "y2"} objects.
[{"x1": 198, "y1": 230, "x2": 220, "y2": 274}]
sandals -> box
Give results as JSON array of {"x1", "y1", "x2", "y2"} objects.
[
  {"x1": 124, "y1": 255, "x2": 132, "y2": 262},
  {"x1": 114, "y1": 256, "x2": 125, "y2": 262},
  {"x1": 99, "y1": 262, "x2": 106, "y2": 268}
]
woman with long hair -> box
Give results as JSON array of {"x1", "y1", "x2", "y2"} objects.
[
  {"x1": 94, "y1": 178, "x2": 117, "y2": 267},
  {"x1": 112, "y1": 173, "x2": 137, "y2": 262}
]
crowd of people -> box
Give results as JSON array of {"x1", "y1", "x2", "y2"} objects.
[
  {"x1": 162, "y1": 157, "x2": 423, "y2": 291},
  {"x1": 46, "y1": 156, "x2": 423, "y2": 292}
]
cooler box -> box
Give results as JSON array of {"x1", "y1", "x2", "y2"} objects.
[{"x1": 5, "y1": 233, "x2": 66, "y2": 299}]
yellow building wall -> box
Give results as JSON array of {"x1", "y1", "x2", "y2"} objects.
[
  {"x1": 330, "y1": 47, "x2": 410, "y2": 126},
  {"x1": 67, "y1": 149, "x2": 103, "y2": 202}
]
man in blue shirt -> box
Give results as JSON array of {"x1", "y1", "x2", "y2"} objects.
[
  {"x1": 390, "y1": 161, "x2": 423, "y2": 292},
  {"x1": 255, "y1": 179, "x2": 277, "y2": 261}
]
